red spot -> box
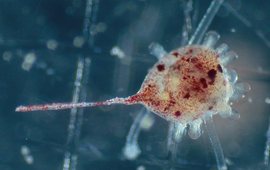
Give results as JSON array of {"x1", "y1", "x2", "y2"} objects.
[
  {"x1": 193, "y1": 86, "x2": 201, "y2": 92},
  {"x1": 191, "y1": 57, "x2": 197, "y2": 63},
  {"x1": 189, "y1": 49, "x2": 193, "y2": 53},
  {"x1": 203, "y1": 84, "x2": 208, "y2": 88},
  {"x1": 200, "y1": 78, "x2": 206, "y2": 83},
  {"x1": 175, "y1": 111, "x2": 181, "y2": 117},
  {"x1": 183, "y1": 77, "x2": 187, "y2": 80},
  {"x1": 208, "y1": 106, "x2": 213, "y2": 110},
  {"x1": 217, "y1": 64, "x2": 223, "y2": 73},
  {"x1": 195, "y1": 63, "x2": 203, "y2": 70},
  {"x1": 207, "y1": 69, "x2": 217, "y2": 80},
  {"x1": 148, "y1": 84, "x2": 155, "y2": 88},
  {"x1": 200, "y1": 78, "x2": 208, "y2": 88},
  {"x1": 157, "y1": 64, "x2": 165, "y2": 72},
  {"x1": 170, "y1": 100, "x2": 176, "y2": 105},
  {"x1": 183, "y1": 93, "x2": 190, "y2": 99},
  {"x1": 172, "y1": 52, "x2": 179, "y2": 57},
  {"x1": 182, "y1": 57, "x2": 190, "y2": 62}
]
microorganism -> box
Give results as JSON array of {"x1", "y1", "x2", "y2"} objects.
[{"x1": 15, "y1": 32, "x2": 250, "y2": 140}]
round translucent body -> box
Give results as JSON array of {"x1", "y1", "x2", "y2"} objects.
[{"x1": 134, "y1": 45, "x2": 229, "y2": 123}]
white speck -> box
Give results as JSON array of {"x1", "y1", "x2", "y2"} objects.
[
  {"x1": 137, "y1": 165, "x2": 146, "y2": 170},
  {"x1": 265, "y1": 98, "x2": 270, "y2": 104},
  {"x1": 46, "y1": 68, "x2": 55, "y2": 75},
  {"x1": 22, "y1": 52, "x2": 36, "y2": 71},
  {"x1": 73, "y1": 36, "x2": 84, "y2": 48},
  {"x1": 21, "y1": 145, "x2": 34, "y2": 164},
  {"x1": 25, "y1": 155, "x2": 34, "y2": 164},
  {"x1": 3, "y1": 51, "x2": 12, "y2": 61},
  {"x1": 122, "y1": 143, "x2": 141, "y2": 160},
  {"x1": 21, "y1": 146, "x2": 30, "y2": 155},
  {"x1": 110, "y1": 46, "x2": 125, "y2": 58},
  {"x1": 47, "y1": 39, "x2": 58, "y2": 50}
]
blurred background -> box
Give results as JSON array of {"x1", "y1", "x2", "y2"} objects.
[{"x1": 1, "y1": 0, "x2": 270, "y2": 169}]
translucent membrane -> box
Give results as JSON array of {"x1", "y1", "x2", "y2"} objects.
[
  {"x1": 122, "y1": 107, "x2": 150, "y2": 160},
  {"x1": 233, "y1": 82, "x2": 251, "y2": 94},
  {"x1": 264, "y1": 118, "x2": 270, "y2": 167},
  {"x1": 217, "y1": 102, "x2": 232, "y2": 118},
  {"x1": 148, "y1": 42, "x2": 167, "y2": 60},
  {"x1": 171, "y1": 122, "x2": 186, "y2": 161},
  {"x1": 202, "y1": 31, "x2": 220, "y2": 48},
  {"x1": 122, "y1": 143, "x2": 141, "y2": 161},
  {"x1": 229, "y1": 93, "x2": 245, "y2": 102},
  {"x1": 188, "y1": 0, "x2": 224, "y2": 45},
  {"x1": 215, "y1": 44, "x2": 228, "y2": 55},
  {"x1": 172, "y1": 123, "x2": 187, "y2": 144},
  {"x1": 188, "y1": 119, "x2": 202, "y2": 139},
  {"x1": 224, "y1": 68, "x2": 238, "y2": 83},
  {"x1": 204, "y1": 117, "x2": 227, "y2": 170},
  {"x1": 220, "y1": 51, "x2": 238, "y2": 66},
  {"x1": 227, "y1": 109, "x2": 240, "y2": 121}
]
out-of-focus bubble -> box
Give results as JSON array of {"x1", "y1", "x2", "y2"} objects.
[
  {"x1": 231, "y1": 28, "x2": 236, "y2": 33},
  {"x1": 46, "y1": 68, "x2": 55, "y2": 75},
  {"x1": 47, "y1": 40, "x2": 58, "y2": 50},
  {"x1": 21, "y1": 53, "x2": 36, "y2": 71},
  {"x1": 96, "y1": 23, "x2": 107, "y2": 32},
  {"x1": 21, "y1": 146, "x2": 30, "y2": 155},
  {"x1": 3, "y1": 51, "x2": 12, "y2": 61},
  {"x1": 22, "y1": 62, "x2": 32, "y2": 71},
  {"x1": 136, "y1": 165, "x2": 146, "y2": 170},
  {"x1": 90, "y1": 25, "x2": 97, "y2": 35},
  {"x1": 265, "y1": 98, "x2": 270, "y2": 104},
  {"x1": 21, "y1": 146, "x2": 34, "y2": 164},
  {"x1": 25, "y1": 155, "x2": 34, "y2": 164},
  {"x1": 24, "y1": 53, "x2": 35, "y2": 63},
  {"x1": 73, "y1": 36, "x2": 84, "y2": 48},
  {"x1": 140, "y1": 114, "x2": 154, "y2": 131}
]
